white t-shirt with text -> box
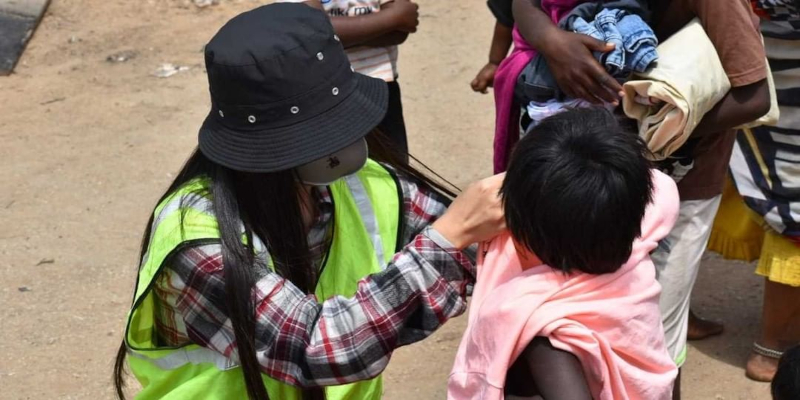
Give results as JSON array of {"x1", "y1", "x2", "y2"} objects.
[{"x1": 282, "y1": 0, "x2": 399, "y2": 81}]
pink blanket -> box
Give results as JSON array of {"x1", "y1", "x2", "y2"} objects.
[
  {"x1": 493, "y1": 0, "x2": 587, "y2": 173},
  {"x1": 448, "y1": 170, "x2": 679, "y2": 400}
]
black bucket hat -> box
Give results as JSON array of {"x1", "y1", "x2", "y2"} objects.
[{"x1": 198, "y1": 3, "x2": 388, "y2": 173}]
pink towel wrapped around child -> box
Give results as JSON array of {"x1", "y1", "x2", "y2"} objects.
[{"x1": 448, "y1": 170, "x2": 679, "y2": 400}]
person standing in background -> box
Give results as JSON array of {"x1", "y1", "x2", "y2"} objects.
[
  {"x1": 510, "y1": 1, "x2": 771, "y2": 398},
  {"x1": 708, "y1": 0, "x2": 800, "y2": 383},
  {"x1": 289, "y1": 0, "x2": 419, "y2": 157},
  {"x1": 471, "y1": 0, "x2": 514, "y2": 94}
]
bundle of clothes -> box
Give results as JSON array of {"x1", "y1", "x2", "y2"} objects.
[
  {"x1": 517, "y1": 1, "x2": 657, "y2": 107},
  {"x1": 493, "y1": 0, "x2": 778, "y2": 175},
  {"x1": 494, "y1": 0, "x2": 660, "y2": 173}
]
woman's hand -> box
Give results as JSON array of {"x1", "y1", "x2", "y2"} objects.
[{"x1": 433, "y1": 174, "x2": 506, "y2": 249}]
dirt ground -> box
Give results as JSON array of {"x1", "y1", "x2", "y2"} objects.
[{"x1": 0, "y1": 0, "x2": 774, "y2": 399}]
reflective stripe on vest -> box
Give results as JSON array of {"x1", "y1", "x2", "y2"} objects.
[
  {"x1": 127, "y1": 344, "x2": 237, "y2": 371},
  {"x1": 125, "y1": 159, "x2": 400, "y2": 400},
  {"x1": 343, "y1": 174, "x2": 386, "y2": 269}
]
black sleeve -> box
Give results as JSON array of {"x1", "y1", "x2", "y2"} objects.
[{"x1": 488, "y1": 0, "x2": 515, "y2": 28}]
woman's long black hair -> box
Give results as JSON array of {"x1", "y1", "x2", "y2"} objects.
[{"x1": 113, "y1": 130, "x2": 457, "y2": 400}]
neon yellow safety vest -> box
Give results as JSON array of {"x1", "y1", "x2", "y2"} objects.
[{"x1": 125, "y1": 159, "x2": 401, "y2": 399}]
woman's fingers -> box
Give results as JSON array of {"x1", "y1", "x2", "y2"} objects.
[{"x1": 433, "y1": 174, "x2": 506, "y2": 249}]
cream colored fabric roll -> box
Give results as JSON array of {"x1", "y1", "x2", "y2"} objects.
[{"x1": 623, "y1": 19, "x2": 731, "y2": 160}]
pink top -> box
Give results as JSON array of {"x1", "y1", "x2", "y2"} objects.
[
  {"x1": 448, "y1": 170, "x2": 679, "y2": 400},
  {"x1": 492, "y1": 0, "x2": 587, "y2": 173}
]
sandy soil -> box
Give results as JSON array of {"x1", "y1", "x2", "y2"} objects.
[{"x1": 0, "y1": 0, "x2": 773, "y2": 398}]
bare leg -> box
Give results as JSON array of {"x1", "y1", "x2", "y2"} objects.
[{"x1": 746, "y1": 279, "x2": 800, "y2": 382}]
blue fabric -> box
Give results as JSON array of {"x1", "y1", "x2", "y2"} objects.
[
  {"x1": 572, "y1": 9, "x2": 657, "y2": 76},
  {"x1": 516, "y1": 55, "x2": 560, "y2": 103},
  {"x1": 516, "y1": 2, "x2": 657, "y2": 103},
  {"x1": 618, "y1": 13, "x2": 658, "y2": 72},
  {"x1": 560, "y1": 0, "x2": 652, "y2": 28}
]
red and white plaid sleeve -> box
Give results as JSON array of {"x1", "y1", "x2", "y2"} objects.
[{"x1": 154, "y1": 173, "x2": 475, "y2": 387}]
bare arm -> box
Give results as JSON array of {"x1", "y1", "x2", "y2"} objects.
[
  {"x1": 655, "y1": 0, "x2": 772, "y2": 138},
  {"x1": 489, "y1": 21, "x2": 514, "y2": 66},
  {"x1": 512, "y1": 0, "x2": 621, "y2": 104},
  {"x1": 361, "y1": 31, "x2": 410, "y2": 48},
  {"x1": 303, "y1": 0, "x2": 417, "y2": 49},
  {"x1": 511, "y1": 0, "x2": 552, "y2": 49},
  {"x1": 691, "y1": 79, "x2": 771, "y2": 138},
  {"x1": 472, "y1": 21, "x2": 513, "y2": 93}
]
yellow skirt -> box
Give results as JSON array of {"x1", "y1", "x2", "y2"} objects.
[{"x1": 708, "y1": 178, "x2": 800, "y2": 287}]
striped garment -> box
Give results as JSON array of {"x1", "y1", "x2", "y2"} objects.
[
  {"x1": 280, "y1": 0, "x2": 399, "y2": 82},
  {"x1": 730, "y1": 2, "x2": 800, "y2": 237}
]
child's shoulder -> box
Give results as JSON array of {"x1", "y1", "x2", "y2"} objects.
[{"x1": 649, "y1": 169, "x2": 679, "y2": 217}]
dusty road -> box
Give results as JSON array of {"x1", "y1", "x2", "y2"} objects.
[{"x1": 0, "y1": 0, "x2": 772, "y2": 398}]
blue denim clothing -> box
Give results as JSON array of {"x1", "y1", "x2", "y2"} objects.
[
  {"x1": 617, "y1": 12, "x2": 658, "y2": 71},
  {"x1": 560, "y1": 0, "x2": 652, "y2": 27},
  {"x1": 517, "y1": 0, "x2": 656, "y2": 103},
  {"x1": 572, "y1": 9, "x2": 657, "y2": 76},
  {"x1": 516, "y1": 54, "x2": 561, "y2": 103}
]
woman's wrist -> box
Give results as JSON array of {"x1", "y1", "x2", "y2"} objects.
[
  {"x1": 431, "y1": 219, "x2": 468, "y2": 250},
  {"x1": 423, "y1": 225, "x2": 463, "y2": 251}
]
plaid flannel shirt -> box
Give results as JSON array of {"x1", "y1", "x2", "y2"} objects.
[{"x1": 151, "y1": 171, "x2": 476, "y2": 387}]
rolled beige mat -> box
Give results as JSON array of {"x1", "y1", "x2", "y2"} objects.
[{"x1": 622, "y1": 19, "x2": 730, "y2": 160}]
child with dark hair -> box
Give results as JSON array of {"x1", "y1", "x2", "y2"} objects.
[
  {"x1": 503, "y1": 108, "x2": 654, "y2": 275},
  {"x1": 449, "y1": 108, "x2": 678, "y2": 400},
  {"x1": 773, "y1": 345, "x2": 800, "y2": 400}
]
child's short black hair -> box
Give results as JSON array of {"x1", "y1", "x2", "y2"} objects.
[
  {"x1": 772, "y1": 345, "x2": 800, "y2": 400},
  {"x1": 501, "y1": 107, "x2": 653, "y2": 274}
]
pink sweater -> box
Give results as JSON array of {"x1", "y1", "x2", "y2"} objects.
[{"x1": 448, "y1": 170, "x2": 679, "y2": 400}]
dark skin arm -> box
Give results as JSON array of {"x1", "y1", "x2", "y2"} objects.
[
  {"x1": 303, "y1": 0, "x2": 417, "y2": 49},
  {"x1": 361, "y1": 30, "x2": 410, "y2": 47},
  {"x1": 472, "y1": 21, "x2": 513, "y2": 94},
  {"x1": 512, "y1": 0, "x2": 622, "y2": 104},
  {"x1": 512, "y1": 0, "x2": 771, "y2": 132},
  {"x1": 651, "y1": 9, "x2": 772, "y2": 138},
  {"x1": 505, "y1": 337, "x2": 592, "y2": 400},
  {"x1": 691, "y1": 79, "x2": 771, "y2": 138}
]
